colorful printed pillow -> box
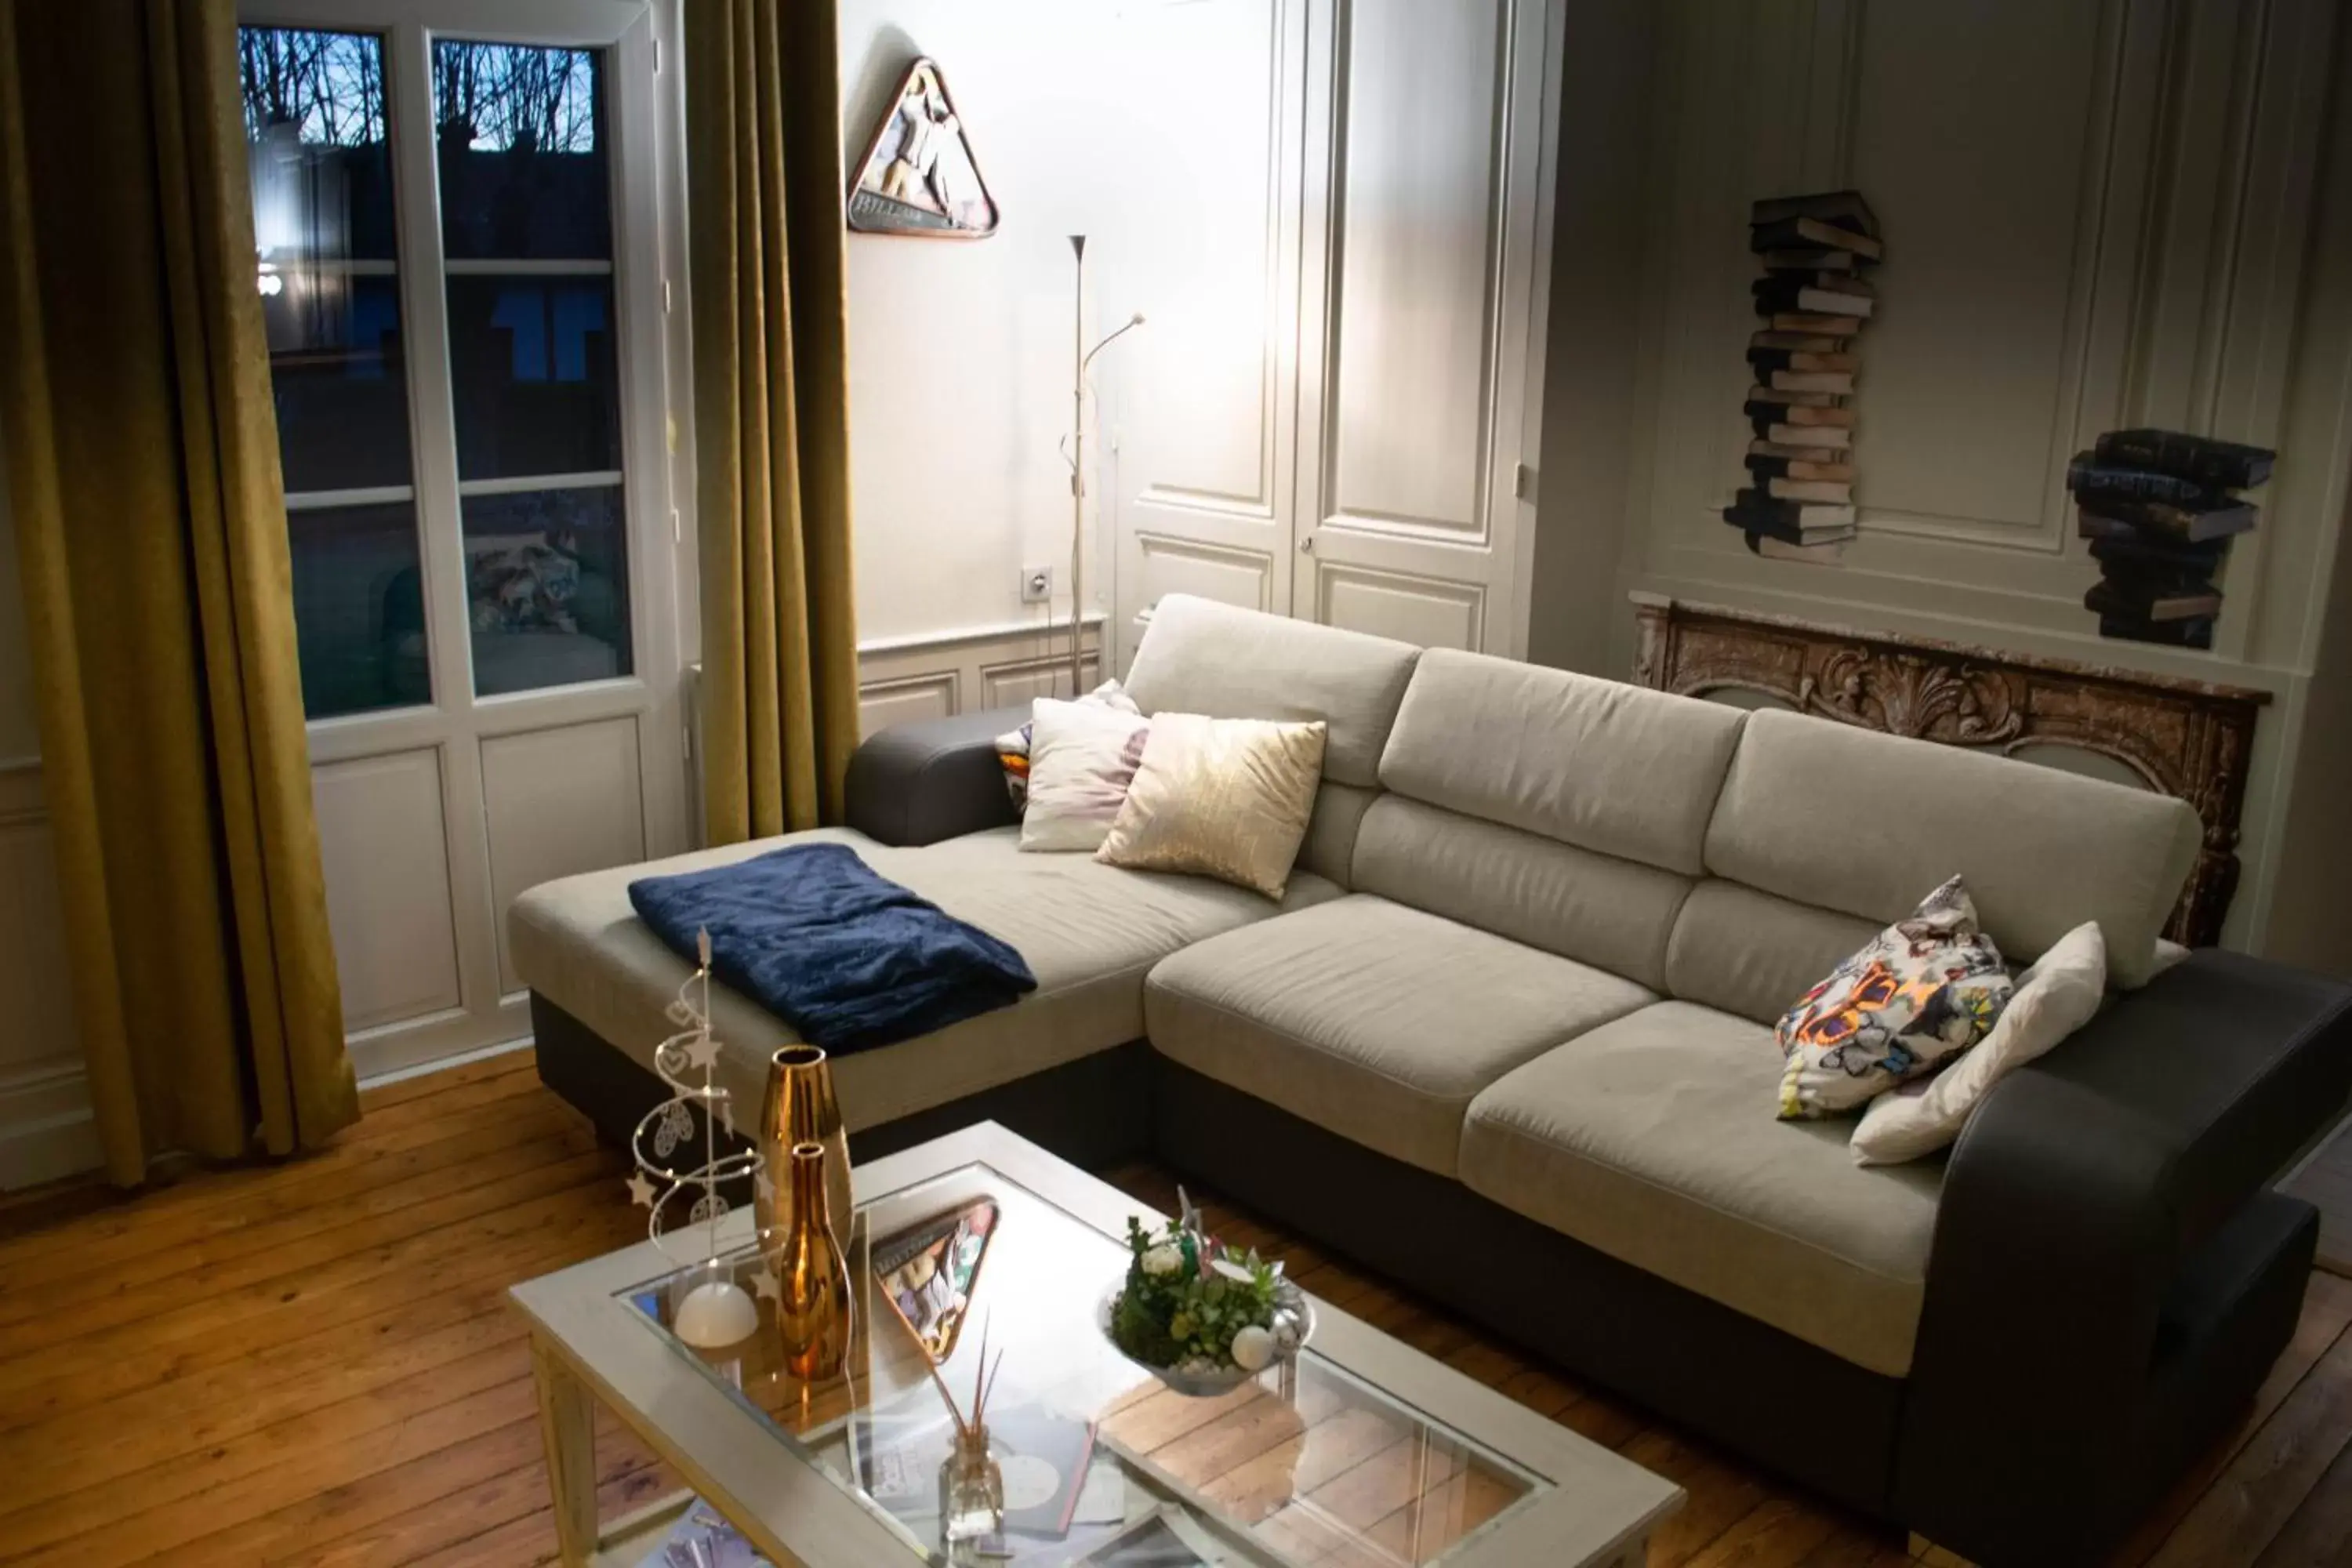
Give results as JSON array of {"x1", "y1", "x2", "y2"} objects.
[
  {"x1": 1018, "y1": 697, "x2": 1152, "y2": 853},
  {"x1": 1775, "y1": 877, "x2": 2013, "y2": 1121},
  {"x1": 1850, "y1": 922, "x2": 2106, "y2": 1165},
  {"x1": 996, "y1": 679, "x2": 1138, "y2": 810}
]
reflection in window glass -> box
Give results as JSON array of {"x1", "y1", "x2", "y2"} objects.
[
  {"x1": 461, "y1": 485, "x2": 632, "y2": 696},
  {"x1": 286, "y1": 501, "x2": 430, "y2": 717},
  {"x1": 446, "y1": 276, "x2": 622, "y2": 479},
  {"x1": 243, "y1": 26, "x2": 428, "y2": 718},
  {"x1": 431, "y1": 41, "x2": 612, "y2": 260}
]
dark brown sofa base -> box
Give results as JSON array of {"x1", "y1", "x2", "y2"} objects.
[
  {"x1": 530, "y1": 989, "x2": 2320, "y2": 1564},
  {"x1": 530, "y1": 993, "x2": 1154, "y2": 1174}
]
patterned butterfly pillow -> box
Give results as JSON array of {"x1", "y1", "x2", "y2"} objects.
[{"x1": 1776, "y1": 877, "x2": 2014, "y2": 1121}]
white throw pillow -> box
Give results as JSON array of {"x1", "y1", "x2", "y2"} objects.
[
  {"x1": 1018, "y1": 697, "x2": 1152, "y2": 852},
  {"x1": 1850, "y1": 922, "x2": 2107, "y2": 1167},
  {"x1": 995, "y1": 679, "x2": 1136, "y2": 809}
]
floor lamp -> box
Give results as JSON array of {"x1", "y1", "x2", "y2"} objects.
[{"x1": 1067, "y1": 234, "x2": 1145, "y2": 697}]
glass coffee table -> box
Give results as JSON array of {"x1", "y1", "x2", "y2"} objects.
[{"x1": 510, "y1": 1123, "x2": 1680, "y2": 1567}]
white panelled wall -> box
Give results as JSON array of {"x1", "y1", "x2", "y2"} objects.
[{"x1": 1557, "y1": 0, "x2": 2352, "y2": 964}]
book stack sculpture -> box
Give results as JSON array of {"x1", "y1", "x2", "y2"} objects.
[
  {"x1": 1726, "y1": 191, "x2": 1882, "y2": 564},
  {"x1": 2070, "y1": 430, "x2": 2275, "y2": 650}
]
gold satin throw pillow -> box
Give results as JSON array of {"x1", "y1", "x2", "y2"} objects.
[{"x1": 1094, "y1": 713, "x2": 1328, "y2": 898}]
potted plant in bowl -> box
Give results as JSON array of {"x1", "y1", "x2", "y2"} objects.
[{"x1": 1100, "y1": 1191, "x2": 1312, "y2": 1396}]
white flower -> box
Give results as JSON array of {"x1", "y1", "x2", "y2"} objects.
[
  {"x1": 1142, "y1": 1244, "x2": 1183, "y2": 1277},
  {"x1": 1229, "y1": 1324, "x2": 1275, "y2": 1371}
]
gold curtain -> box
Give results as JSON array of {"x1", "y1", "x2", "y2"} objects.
[
  {"x1": 687, "y1": 0, "x2": 863, "y2": 844},
  {"x1": 0, "y1": 0, "x2": 357, "y2": 1184}
]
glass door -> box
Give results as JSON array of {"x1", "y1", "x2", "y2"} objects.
[{"x1": 241, "y1": 2, "x2": 687, "y2": 1079}]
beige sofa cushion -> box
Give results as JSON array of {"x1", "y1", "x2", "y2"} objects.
[
  {"x1": 1121, "y1": 594, "x2": 1420, "y2": 789},
  {"x1": 1145, "y1": 895, "x2": 1655, "y2": 1176},
  {"x1": 1664, "y1": 879, "x2": 1884, "y2": 1025},
  {"x1": 1704, "y1": 710, "x2": 2199, "y2": 987},
  {"x1": 509, "y1": 826, "x2": 1340, "y2": 1131},
  {"x1": 1352, "y1": 796, "x2": 1692, "y2": 990},
  {"x1": 1460, "y1": 1001, "x2": 1944, "y2": 1377},
  {"x1": 1379, "y1": 649, "x2": 1746, "y2": 875}
]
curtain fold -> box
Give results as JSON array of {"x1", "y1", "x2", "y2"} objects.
[
  {"x1": 687, "y1": 0, "x2": 863, "y2": 844},
  {"x1": 0, "y1": 0, "x2": 358, "y2": 1184}
]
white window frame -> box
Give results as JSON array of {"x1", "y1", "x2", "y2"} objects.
[{"x1": 239, "y1": 0, "x2": 696, "y2": 1080}]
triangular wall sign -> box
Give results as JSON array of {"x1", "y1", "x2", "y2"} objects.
[{"x1": 848, "y1": 57, "x2": 1000, "y2": 238}]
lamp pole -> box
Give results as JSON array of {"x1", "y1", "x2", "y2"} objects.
[{"x1": 1067, "y1": 234, "x2": 1144, "y2": 699}]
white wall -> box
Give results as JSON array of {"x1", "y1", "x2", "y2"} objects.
[
  {"x1": 837, "y1": 1, "x2": 1134, "y2": 648},
  {"x1": 0, "y1": 416, "x2": 99, "y2": 1188},
  {"x1": 1588, "y1": 0, "x2": 2352, "y2": 960}
]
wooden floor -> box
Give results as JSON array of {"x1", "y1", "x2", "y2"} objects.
[{"x1": 1, "y1": 1051, "x2": 2348, "y2": 1567}]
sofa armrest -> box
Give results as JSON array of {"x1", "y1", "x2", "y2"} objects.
[
  {"x1": 844, "y1": 706, "x2": 1026, "y2": 847},
  {"x1": 1896, "y1": 949, "x2": 2352, "y2": 1557}
]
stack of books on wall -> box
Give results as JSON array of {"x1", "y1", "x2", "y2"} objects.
[
  {"x1": 1725, "y1": 190, "x2": 1881, "y2": 565},
  {"x1": 2071, "y1": 429, "x2": 2275, "y2": 651}
]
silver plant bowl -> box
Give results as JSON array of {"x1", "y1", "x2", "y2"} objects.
[{"x1": 1098, "y1": 1278, "x2": 1316, "y2": 1398}]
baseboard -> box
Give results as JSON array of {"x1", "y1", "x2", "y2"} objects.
[{"x1": 0, "y1": 1061, "x2": 101, "y2": 1191}]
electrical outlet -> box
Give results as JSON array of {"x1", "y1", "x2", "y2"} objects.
[{"x1": 1020, "y1": 564, "x2": 1054, "y2": 604}]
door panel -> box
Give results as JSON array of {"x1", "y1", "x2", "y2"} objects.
[
  {"x1": 1327, "y1": 0, "x2": 1504, "y2": 535},
  {"x1": 1108, "y1": 0, "x2": 1306, "y2": 669},
  {"x1": 1293, "y1": 0, "x2": 1555, "y2": 655},
  {"x1": 313, "y1": 749, "x2": 464, "y2": 1034},
  {"x1": 481, "y1": 717, "x2": 648, "y2": 996}
]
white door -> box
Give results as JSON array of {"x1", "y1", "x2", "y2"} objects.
[
  {"x1": 1105, "y1": 0, "x2": 1311, "y2": 671},
  {"x1": 1290, "y1": 0, "x2": 1561, "y2": 657},
  {"x1": 241, "y1": 1, "x2": 688, "y2": 1080}
]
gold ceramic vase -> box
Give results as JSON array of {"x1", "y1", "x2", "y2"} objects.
[
  {"x1": 775, "y1": 1142, "x2": 852, "y2": 1381},
  {"x1": 757, "y1": 1045, "x2": 851, "y2": 1250}
]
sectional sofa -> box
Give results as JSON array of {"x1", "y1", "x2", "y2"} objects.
[{"x1": 511, "y1": 594, "x2": 2352, "y2": 1566}]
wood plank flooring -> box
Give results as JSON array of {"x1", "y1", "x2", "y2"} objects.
[{"x1": 0, "y1": 1051, "x2": 2347, "y2": 1566}]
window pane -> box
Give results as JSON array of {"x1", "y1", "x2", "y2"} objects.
[
  {"x1": 462, "y1": 485, "x2": 632, "y2": 696},
  {"x1": 288, "y1": 502, "x2": 432, "y2": 717},
  {"x1": 432, "y1": 42, "x2": 612, "y2": 260},
  {"x1": 446, "y1": 275, "x2": 622, "y2": 478},
  {"x1": 243, "y1": 27, "x2": 414, "y2": 492}
]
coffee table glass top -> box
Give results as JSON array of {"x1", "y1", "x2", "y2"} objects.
[{"x1": 622, "y1": 1160, "x2": 1546, "y2": 1566}]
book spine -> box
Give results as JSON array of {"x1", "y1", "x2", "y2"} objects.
[
  {"x1": 2090, "y1": 430, "x2": 2273, "y2": 489},
  {"x1": 2064, "y1": 456, "x2": 2213, "y2": 506}
]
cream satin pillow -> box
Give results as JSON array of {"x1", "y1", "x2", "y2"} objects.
[
  {"x1": 1094, "y1": 713, "x2": 1327, "y2": 898},
  {"x1": 1850, "y1": 922, "x2": 2107, "y2": 1166}
]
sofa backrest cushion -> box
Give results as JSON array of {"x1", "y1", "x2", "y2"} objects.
[
  {"x1": 1664, "y1": 880, "x2": 1883, "y2": 1024},
  {"x1": 1704, "y1": 709, "x2": 2200, "y2": 989},
  {"x1": 1298, "y1": 781, "x2": 1377, "y2": 888},
  {"x1": 1353, "y1": 796, "x2": 1690, "y2": 989},
  {"x1": 1379, "y1": 649, "x2": 1747, "y2": 877},
  {"x1": 1123, "y1": 595, "x2": 1420, "y2": 789}
]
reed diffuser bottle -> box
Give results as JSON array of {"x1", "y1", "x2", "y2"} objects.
[{"x1": 774, "y1": 1142, "x2": 850, "y2": 1381}]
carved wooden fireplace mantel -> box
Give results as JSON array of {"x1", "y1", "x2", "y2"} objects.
[{"x1": 1630, "y1": 593, "x2": 2272, "y2": 947}]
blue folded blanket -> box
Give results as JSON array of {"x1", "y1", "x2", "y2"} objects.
[{"x1": 628, "y1": 844, "x2": 1036, "y2": 1055}]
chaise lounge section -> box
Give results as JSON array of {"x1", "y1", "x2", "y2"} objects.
[{"x1": 510, "y1": 594, "x2": 2352, "y2": 1566}]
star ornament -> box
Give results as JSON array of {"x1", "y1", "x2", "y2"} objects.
[
  {"x1": 753, "y1": 1268, "x2": 781, "y2": 1303},
  {"x1": 626, "y1": 1171, "x2": 659, "y2": 1209},
  {"x1": 683, "y1": 1033, "x2": 721, "y2": 1072}
]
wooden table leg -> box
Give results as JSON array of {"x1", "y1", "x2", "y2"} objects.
[{"x1": 533, "y1": 1339, "x2": 600, "y2": 1567}]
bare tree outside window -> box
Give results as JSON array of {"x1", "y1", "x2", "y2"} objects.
[
  {"x1": 432, "y1": 42, "x2": 597, "y2": 154},
  {"x1": 239, "y1": 27, "x2": 386, "y2": 146}
]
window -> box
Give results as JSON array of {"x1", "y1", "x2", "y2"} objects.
[{"x1": 241, "y1": 24, "x2": 637, "y2": 717}]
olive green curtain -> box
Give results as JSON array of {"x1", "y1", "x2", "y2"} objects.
[
  {"x1": 0, "y1": 0, "x2": 357, "y2": 1185},
  {"x1": 686, "y1": 0, "x2": 862, "y2": 844}
]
